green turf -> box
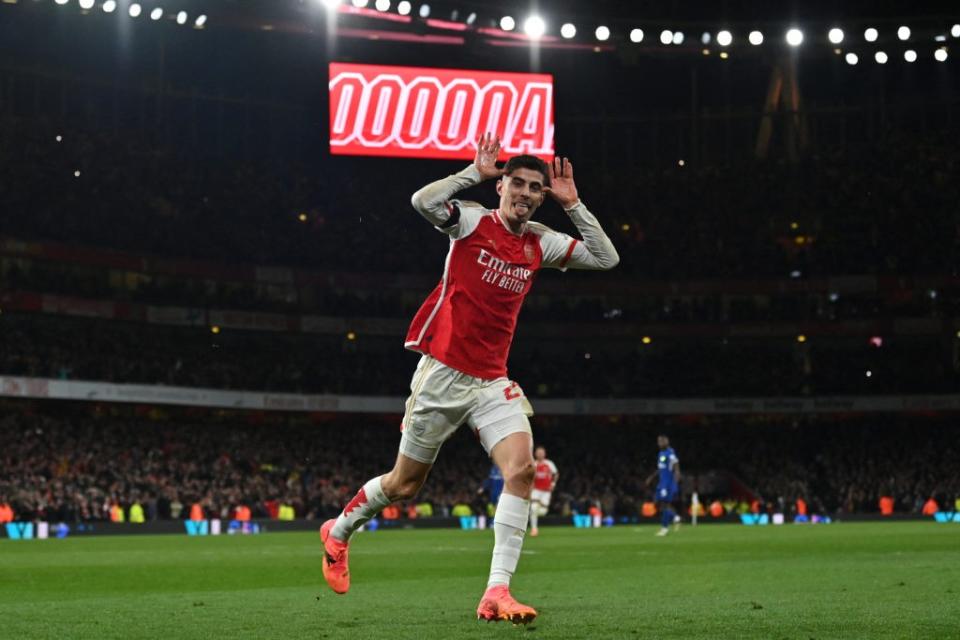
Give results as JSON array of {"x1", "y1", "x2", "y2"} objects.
[{"x1": 2, "y1": 522, "x2": 958, "y2": 639}]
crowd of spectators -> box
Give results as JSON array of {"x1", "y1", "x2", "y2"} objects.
[
  {"x1": 2, "y1": 116, "x2": 958, "y2": 284},
  {"x1": 1, "y1": 405, "x2": 957, "y2": 524},
  {"x1": 2, "y1": 312, "x2": 956, "y2": 397},
  {"x1": 2, "y1": 251, "x2": 955, "y2": 325}
]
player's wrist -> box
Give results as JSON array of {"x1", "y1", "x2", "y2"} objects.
[{"x1": 562, "y1": 198, "x2": 582, "y2": 212}]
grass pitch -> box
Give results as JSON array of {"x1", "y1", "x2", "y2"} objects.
[{"x1": 2, "y1": 522, "x2": 958, "y2": 639}]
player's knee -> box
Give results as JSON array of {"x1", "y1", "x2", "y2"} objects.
[{"x1": 504, "y1": 458, "x2": 535, "y2": 489}]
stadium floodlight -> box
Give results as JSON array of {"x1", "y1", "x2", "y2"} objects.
[
  {"x1": 150, "y1": 8, "x2": 163, "y2": 20},
  {"x1": 560, "y1": 23, "x2": 576, "y2": 38},
  {"x1": 845, "y1": 52, "x2": 858, "y2": 65},
  {"x1": 897, "y1": 26, "x2": 910, "y2": 41},
  {"x1": 523, "y1": 16, "x2": 545, "y2": 39},
  {"x1": 418, "y1": 3, "x2": 430, "y2": 18},
  {"x1": 748, "y1": 30, "x2": 763, "y2": 45},
  {"x1": 953, "y1": 24, "x2": 960, "y2": 38},
  {"x1": 595, "y1": 26, "x2": 610, "y2": 41},
  {"x1": 465, "y1": 12, "x2": 476, "y2": 25},
  {"x1": 630, "y1": 28, "x2": 644, "y2": 43},
  {"x1": 934, "y1": 48, "x2": 948, "y2": 62},
  {"x1": 128, "y1": 3, "x2": 141, "y2": 17},
  {"x1": 397, "y1": 1, "x2": 411, "y2": 15},
  {"x1": 500, "y1": 16, "x2": 515, "y2": 31},
  {"x1": 701, "y1": 32, "x2": 711, "y2": 45},
  {"x1": 786, "y1": 28, "x2": 803, "y2": 46},
  {"x1": 864, "y1": 27, "x2": 878, "y2": 42},
  {"x1": 875, "y1": 51, "x2": 888, "y2": 64},
  {"x1": 828, "y1": 28, "x2": 844, "y2": 44},
  {"x1": 672, "y1": 31, "x2": 684, "y2": 45},
  {"x1": 194, "y1": 14, "x2": 207, "y2": 27},
  {"x1": 716, "y1": 30, "x2": 732, "y2": 46},
  {"x1": 351, "y1": 0, "x2": 368, "y2": 7},
  {"x1": 176, "y1": 10, "x2": 187, "y2": 24},
  {"x1": 660, "y1": 29, "x2": 673, "y2": 45},
  {"x1": 375, "y1": 0, "x2": 390, "y2": 9},
  {"x1": 322, "y1": 0, "x2": 340, "y2": 8},
  {"x1": 79, "y1": 0, "x2": 95, "y2": 9},
  {"x1": 102, "y1": 0, "x2": 116, "y2": 12},
  {"x1": 55, "y1": 0, "x2": 68, "y2": 5},
  {"x1": 904, "y1": 49, "x2": 917, "y2": 62}
]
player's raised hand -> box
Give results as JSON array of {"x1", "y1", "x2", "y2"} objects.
[
  {"x1": 543, "y1": 156, "x2": 580, "y2": 209},
  {"x1": 473, "y1": 132, "x2": 504, "y2": 180}
]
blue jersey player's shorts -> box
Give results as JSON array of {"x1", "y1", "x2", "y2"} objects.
[{"x1": 656, "y1": 483, "x2": 678, "y2": 502}]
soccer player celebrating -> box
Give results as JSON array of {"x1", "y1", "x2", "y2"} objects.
[
  {"x1": 646, "y1": 434, "x2": 681, "y2": 537},
  {"x1": 319, "y1": 133, "x2": 619, "y2": 624},
  {"x1": 529, "y1": 446, "x2": 558, "y2": 537}
]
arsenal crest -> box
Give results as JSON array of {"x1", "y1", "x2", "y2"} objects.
[{"x1": 523, "y1": 242, "x2": 536, "y2": 262}]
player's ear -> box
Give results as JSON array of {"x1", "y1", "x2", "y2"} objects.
[{"x1": 495, "y1": 178, "x2": 503, "y2": 197}]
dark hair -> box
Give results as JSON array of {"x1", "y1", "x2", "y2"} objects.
[{"x1": 503, "y1": 154, "x2": 550, "y2": 186}]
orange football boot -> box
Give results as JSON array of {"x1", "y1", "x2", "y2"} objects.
[
  {"x1": 320, "y1": 519, "x2": 350, "y2": 594},
  {"x1": 476, "y1": 584, "x2": 537, "y2": 624}
]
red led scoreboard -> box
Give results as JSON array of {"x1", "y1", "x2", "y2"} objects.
[{"x1": 329, "y1": 63, "x2": 555, "y2": 161}]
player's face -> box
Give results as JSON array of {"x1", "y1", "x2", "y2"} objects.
[
  {"x1": 535, "y1": 447, "x2": 546, "y2": 461},
  {"x1": 657, "y1": 436, "x2": 669, "y2": 449},
  {"x1": 496, "y1": 168, "x2": 547, "y2": 227}
]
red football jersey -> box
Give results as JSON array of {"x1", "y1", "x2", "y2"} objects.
[
  {"x1": 534, "y1": 460, "x2": 558, "y2": 491},
  {"x1": 405, "y1": 208, "x2": 572, "y2": 379}
]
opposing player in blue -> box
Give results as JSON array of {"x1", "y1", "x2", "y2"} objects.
[
  {"x1": 645, "y1": 434, "x2": 681, "y2": 537},
  {"x1": 479, "y1": 465, "x2": 505, "y2": 507}
]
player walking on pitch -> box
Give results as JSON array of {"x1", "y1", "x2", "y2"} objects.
[
  {"x1": 529, "y1": 446, "x2": 558, "y2": 537},
  {"x1": 646, "y1": 434, "x2": 682, "y2": 536},
  {"x1": 318, "y1": 133, "x2": 619, "y2": 624}
]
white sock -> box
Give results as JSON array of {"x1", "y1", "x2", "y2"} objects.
[
  {"x1": 529, "y1": 501, "x2": 539, "y2": 530},
  {"x1": 488, "y1": 493, "x2": 529, "y2": 588},
  {"x1": 330, "y1": 476, "x2": 391, "y2": 542}
]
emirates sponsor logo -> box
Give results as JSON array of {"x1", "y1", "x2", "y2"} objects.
[
  {"x1": 477, "y1": 248, "x2": 532, "y2": 294},
  {"x1": 329, "y1": 63, "x2": 555, "y2": 161}
]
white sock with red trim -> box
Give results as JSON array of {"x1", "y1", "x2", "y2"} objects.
[
  {"x1": 529, "y1": 501, "x2": 539, "y2": 530},
  {"x1": 330, "y1": 476, "x2": 390, "y2": 542},
  {"x1": 487, "y1": 492, "x2": 530, "y2": 588}
]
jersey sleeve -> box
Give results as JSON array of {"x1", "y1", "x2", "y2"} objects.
[
  {"x1": 410, "y1": 165, "x2": 485, "y2": 239},
  {"x1": 534, "y1": 201, "x2": 619, "y2": 271},
  {"x1": 538, "y1": 227, "x2": 580, "y2": 271},
  {"x1": 439, "y1": 201, "x2": 485, "y2": 239},
  {"x1": 547, "y1": 460, "x2": 559, "y2": 476},
  {"x1": 560, "y1": 201, "x2": 620, "y2": 270}
]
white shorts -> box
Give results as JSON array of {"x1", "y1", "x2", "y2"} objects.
[
  {"x1": 399, "y1": 355, "x2": 534, "y2": 464},
  {"x1": 530, "y1": 489, "x2": 552, "y2": 507}
]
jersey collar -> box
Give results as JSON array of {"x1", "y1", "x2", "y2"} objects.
[{"x1": 494, "y1": 209, "x2": 526, "y2": 237}]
